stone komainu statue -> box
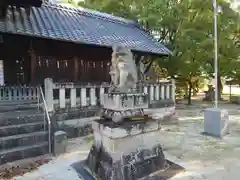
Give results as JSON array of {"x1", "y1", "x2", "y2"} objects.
[{"x1": 109, "y1": 45, "x2": 138, "y2": 92}]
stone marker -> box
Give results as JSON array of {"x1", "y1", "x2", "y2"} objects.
[
  {"x1": 204, "y1": 108, "x2": 229, "y2": 138},
  {"x1": 54, "y1": 130, "x2": 68, "y2": 156}
]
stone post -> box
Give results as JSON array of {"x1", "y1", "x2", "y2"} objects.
[
  {"x1": 150, "y1": 84, "x2": 154, "y2": 101},
  {"x1": 100, "y1": 86, "x2": 105, "y2": 105},
  {"x1": 155, "y1": 84, "x2": 160, "y2": 101},
  {"x1": 81, "y1": 87, "x2": 87, "y2": 106},
  {"x1": 166, "y1": 85, "x2": 170, "y2": 99},
  {"x1": 53, "y1": 131, "x2": 68, "y2": 156},
  {"x1": 90, "y1": 87, "x2": 97, "y2": 106},
  {"x1": 144, "y1": 85, "x2": 148, "y2": 94},
  {"x1": 161, "y1": 85, "x2": 165, "y2": 100},
  {"x1": 171, "y1": 79, "x2": 176, "y2": 103},
  {"x1": 70, "y1": 88, "x2": 77, "y2": 108},
  {"x1": 44, "y1": 78, "x2": 54, "y2": 112},
  {"x1": 59, "y1": 88, "x2": 66, "y2": 109}
]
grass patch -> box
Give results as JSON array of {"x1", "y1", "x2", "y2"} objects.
[
  {"x1": 85, "y1": 135, "x2": 93, "y2": 143},
  {"x1": 204, "y1": 139, "x2": 217, "y2": 147}
]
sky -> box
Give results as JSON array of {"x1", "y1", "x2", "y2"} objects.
[{"x1": 230, "y1": 0, "x2": 240, "y2": 10}]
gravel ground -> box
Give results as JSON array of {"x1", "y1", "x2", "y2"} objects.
[
  {"x1": 164, "y1": 102, "x2": 240, "y2": 180},
  {"x1": 10, "y1": 101, "x2": 240, "y2": 180}
]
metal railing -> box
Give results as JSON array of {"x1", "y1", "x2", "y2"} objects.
[{"x1": 38, "y1": 86, "x2": 52, "y2": 154}]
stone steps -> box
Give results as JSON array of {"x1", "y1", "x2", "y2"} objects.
[
  {"x1": 0, "y1": 101, "x2": 39, "y2": 113},
  {"x1": 0, "y1": 142, "x2": 48, "y2": 165},
  {"x1": 0, "y1": 122, "x2": 44, "y2": 137},
  {"x1": 0, "y1": 111, "x2": 44, "y2": 126},
  {"x1": 0, "y1": 100, "x2": 38, "y2": 105},
  {"x1": 0, "y1": 131, "x2": 47, "y2": 149},
  {"x1": 0, "y1": 105, "x2": 49, "y2": 165}
]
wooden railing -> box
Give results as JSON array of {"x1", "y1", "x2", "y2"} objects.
[
  {"x1": 44, "y1": 78, "x2": 176, "y2": 112},
  {"x1": 0, "y1": 86, "x2": 39, "y2": 101}
]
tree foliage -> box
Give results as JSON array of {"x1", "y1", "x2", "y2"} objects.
[{"x1": 76, "y1": 0, "x2": 240, "y2": 104}]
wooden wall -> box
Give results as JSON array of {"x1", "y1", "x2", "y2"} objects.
[
  {"x1": 0, "y1": 34, "x2": 112, "y2": 85},
  {"x1": 0, "y1": 34, "x2": 30, "y2": 85},
  {"x1": 34, "y1": 57, "x2": 110, "y2": 84}
]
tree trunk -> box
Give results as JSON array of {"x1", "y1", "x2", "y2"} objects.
[
  {"x1": 184, "y1": 86, "x2": 188, "y2": 99},
  {"x1": 217, "y1": 75, "x2": 222, "y2": 100},
  {"x1": 187, "y1": 81, "x2": 192, "y2": 105},
  {"x1": 193, "y1": 87, "x2": 198, "y2": 96}
]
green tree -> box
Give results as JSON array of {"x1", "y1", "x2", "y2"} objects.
[
  {"x1": 78, "y1": 0, "x2": 138, "y2": 19},
  {"x1": 77, "y1": 0, "x2": 240, "y2": 104},
  {"x1": 202, "y1": 1, "x2": 240, "y2": 98}
]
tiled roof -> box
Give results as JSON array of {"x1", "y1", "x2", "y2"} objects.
[{"x1": 0, "y1": 3, "x2": 171, "y2": 55}]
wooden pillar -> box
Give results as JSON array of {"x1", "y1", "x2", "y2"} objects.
[
  {"x1": 29, "y1": 49, "x2": 37, "y2": 84},
  {"x1": 73, "y1": 56, "x2": 79, "y2": 82},
  {"x1": 0, "y1": 60, "x2": 3, "y2": 85}
]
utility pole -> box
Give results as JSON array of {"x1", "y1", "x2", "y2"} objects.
[{"x1": 213, "y1": 0, "x2": 218, "y2": 108}]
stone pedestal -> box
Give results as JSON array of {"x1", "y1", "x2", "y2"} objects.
[
  {"x1": 101, "y1": 92, "x2": 148, "y2": 123},
  {"x1": 85, "y1": 119, "x2": 166, "y2": 180},
  {"x1": 204, "y1": 108, "x2": 229, "y2": 138}
]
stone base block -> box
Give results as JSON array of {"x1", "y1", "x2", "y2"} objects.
[
  {"x1": 204, "y1": 108, "x2": 229, "y2": 138},
  {"x1": 53, "y1": 131, "x2": 68, "y2": 156},
  {"x1": 86, "y1": 144, "x2": 165, "y2": 180},
  {"x1": 101, "y1": 108, "x2": 145, "y2": 123},
  {"x1": 85, "y1": 119, "x2": 166, "y2": 180},
  {"x1": 103, "y1": 92, "x2": 148, "y2": 110}
]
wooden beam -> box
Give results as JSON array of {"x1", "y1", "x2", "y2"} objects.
[
  {"x1": 73, "y1": 56, "x2": 79, "y2": 82},
  {"x1": 29, "y1": 49, "x2": 37, "y2": 84}
]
